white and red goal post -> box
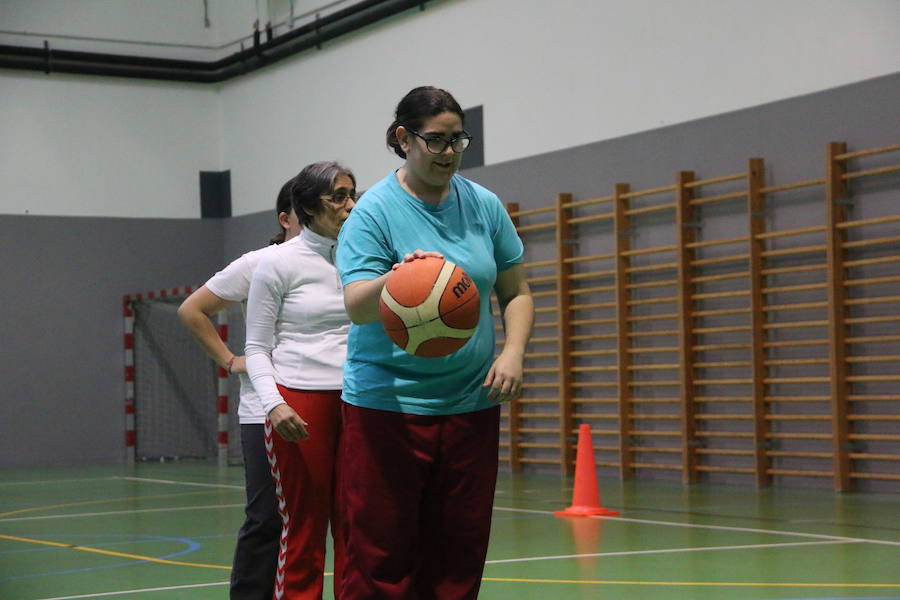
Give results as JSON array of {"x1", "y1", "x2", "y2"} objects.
[{"x1": 123, "y1": 286, "x2": 239, "y2": 467}]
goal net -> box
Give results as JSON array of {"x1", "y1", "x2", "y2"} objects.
[{"x1": 127, "y1": 290, "x2": 245, "y2": 465}]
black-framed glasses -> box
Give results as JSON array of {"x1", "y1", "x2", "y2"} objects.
[
  {"x1": 320, "y1": 191, "x2": 358, "y2": 206},
  {"x1": 407, "y1": 128, "x2": 472, "y2": 154}
]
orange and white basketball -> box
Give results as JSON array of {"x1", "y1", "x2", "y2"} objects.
[{"x1": 379, "y1": 256, "x2": 480, "y2": 357}]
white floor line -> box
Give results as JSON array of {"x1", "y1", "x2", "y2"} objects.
[
  {"x1": 485, "y1": 539, "x2": 857, "y2": 564},
  {"x1": 492, "y1": 506, "x2": 900, "y2": 547},
  {"x1": 33, "y1": 580, "x2": 230, "y2": 599},
  {"x1": 115, "y1": 476, "x2": 244, "y2": 490},
  {"x1": 0, "y1": 504, "x2": 243, "y2": 522},
  {"x1": 0, "y1": 477, "x2": 118, "y2": 487}
]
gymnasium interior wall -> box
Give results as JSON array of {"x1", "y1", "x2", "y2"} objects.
[{"x1": 0, "y1": 1, "x2": 898, "y2": 481}]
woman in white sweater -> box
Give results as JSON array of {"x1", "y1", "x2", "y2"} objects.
[{"x1": 245, "y1": 161, "x2": 356, "y2": 600}]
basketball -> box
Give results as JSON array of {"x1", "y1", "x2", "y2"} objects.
[{"x1": 379, "y1": 256, "x2": 480, "y2": 357}]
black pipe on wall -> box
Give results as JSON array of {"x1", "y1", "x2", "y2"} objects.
[{"x1": 0, "y1": 0, "x2": 429, "y2": 83}]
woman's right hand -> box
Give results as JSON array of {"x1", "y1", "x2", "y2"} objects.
[
  {"x1": 392, "y1": 249, "x2": 444, "y2": 271},
  {"x1": 268, "y1": 404, "x2": 309, "y2": 442}
]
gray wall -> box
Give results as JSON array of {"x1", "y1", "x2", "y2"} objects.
[{"x1": 1, "y1": 72, "x2": 897, "y2": 471}]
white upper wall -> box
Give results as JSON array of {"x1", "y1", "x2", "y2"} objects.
[
  {"x1": 1, "y1": 0, "x2": 899, "y2": 218},
  {"x1": 222, "y1": 0, "x2": 900, "y2": 215}
]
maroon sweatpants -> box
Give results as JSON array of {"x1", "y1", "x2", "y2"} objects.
[
  {"x1": 337, "y1": 403, "x2": 500, "y2": 600},
  {"x1": 265, "y1": 386, "x2": 344, "y2": 600}
]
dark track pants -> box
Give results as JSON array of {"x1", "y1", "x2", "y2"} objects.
[
  {"x1": 266, "y1": 387, "x2": 343, "y2": 600},
  {"x1": 337, "y1": 403, "x2": 500, "y2": 600},
  {"x1": 231, "y1": 423, "x2": 281, "y2": 600}
]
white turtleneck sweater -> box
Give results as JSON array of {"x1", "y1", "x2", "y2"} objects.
[{"x1": 245, "y1": 227, "x2": 350, "y2": 415}]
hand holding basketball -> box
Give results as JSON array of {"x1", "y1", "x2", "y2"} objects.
[
  {"x1": 380, "y1": 255, "x2": 480, "y2": 357},
  {"x1": 392, "y1": 249, "x2": 444, "y2": 270}
]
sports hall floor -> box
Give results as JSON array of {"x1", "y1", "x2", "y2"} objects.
[{"x1": 1, "y1": 463, "x2": 898, "y2": 600}]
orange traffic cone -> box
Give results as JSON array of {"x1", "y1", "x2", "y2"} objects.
[{"x1": 555, "y1": 424, "x2": 619, "y2": 517}]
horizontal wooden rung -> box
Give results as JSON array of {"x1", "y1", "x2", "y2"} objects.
[
  {"x1": 628, "y1": 296, "x2": 679, "y2": 306},
  {"x1": 523, "y1": 259, "x2": 557, "y2": 269},
  {"x1": 763, "y1": 339, "x2": 828, "y2": 348},
  {"x1": 848, "y1": 453, "x2": 900, "y2": 461},
  {"x1": 572, "y1": 413, "x2": 619, "y2": 419},
  {"x1": 695, "y1": 448, "x2": 753, "y2": 456},
  {"x1": 695, "y1": 465, "x2": 757, "y2": 474},
  {"x1": 765, "y1": 468, "x2": 831, "y2": 477},
  {"x1": 845, "y1": 295, "x2": 900, "y2": 307},
  {"x1": 693, "y1": 290, "x2": 749, "y2": 300},
  {"x1": 843, "y1": 255, "x2": 900, "y2": 268},
  {"x1": 517, "y1": 222, "x2": 557, "y2": 233},
  {"x1": 568, "y1": 213, "x2": 614, "y2": 225},
  {"x1": 694, "y1": 396, "x2": 752, "y2": 402},
  {"x1": 694, "y1": 414, "x2": 751, "y2": 420},
  {"x1": 761, "y1": 264, "x2": 827, "y2": 276},
  {"x1": 761, "y1": 244, "x2": 826, "y2": 258},
  {"x1": 626, "y1": 279, "x2": 678, "y2": 290},
  {"x1": 765, "y1": 414, "x2": 830, "y2": 421},
  {"x1": 762, "y1": 283, "x2": 828, "y2": 294},
  {"x1": 627, "y1": 380, "x2": 681, "y2": 386},
  {"x1": 847, "y1": 414, "x2": 900, "y2": 421},
  {"x1": 759, "y1": 178, "x2": 825, "y2": 193},
  {"x1": 571, "y1": 365, "x2": 618, "y2": 372},
  {"x1": 686, "y1": 236, "x2": 748, "y2": 249},
  {"x1": 763, "y1": 377, "x2": 830, "y2": 384},
  {"x1": 694, "y1": 361, "x2": 752, "y2": 368},
  {"x1": 562, "y1": 196, "x2": 615, "y2": 209},
  {"x1": 631, "y1": 463, "x2": 684, "y2": 471},
  {"x1": 569, "y1": 269, "x2": 615, "y2": 281},
  {"x1": 847, "y1": 375, "x2": 900, "y2": 382},
  {"x1": 570, "y1": 349, "x2": 618, "y2": 357},
  {"x1": 833, "y1": 143, "x2": 900, "y2": 160},
  {"x1": 691, "y1": 254, "x2": 749, "y2": 267},
  {"x1": 628, "y1": 330, "x2": 679, "y2": 337},
  {"x1": 565, "y1": 252, "x2": 616, "y2": 264},
  {"x1": 569, "y1": 285, "x2": 616, "y2": 295},
  {"x1": 755, "y1": 225, "x2": 826, "y2": 240},
  {"x1": 847, "y1": 395, "x2": 900, "y2": 401},
  {"x1": 625, "y1": 202, "x2": 677, "y2": 216},
  {"x1": 849, "y1": 472, "x2": 900, "y2": 481},
  {"x1": 835, "y1": 213, "x2": 900, "y2": 229},
  {"x1": 630, "y1": 397, "x2": 680, "y2": 403},
  {"x1": 620, "y1": 245, "x2": 678, "y2": 257},
  {"x1": 572, "y1": 382, "x2": 618, "y2": 388},
  {"x1": 691, "y1": 272, "x2": 748, "y2": 284},
  {"x1": 628, "y1": 313, "x2": 679, "y2": 323},
  {"x1": 695, "y1": 431, "x2": 754, "y2": 438},
  {"x1": 764, "y1": 301, "x2": 829, "y2": 312},
  {"x1": 845, "y1": 315, "x2": 900, "y2": 326},
  {"x1": 684, "y1": 172, "x2": 747, "y2": 188},
  {"x1": 846, "y1": 335, "x2": 900, "y2": 344},
  {"x1": 765, "y1": 358, "x2": 829, "y2": 366},
  {"x1": 689, "y1": 190, "x2": 747, "y2": 206},
  {"x1": 766, "y1": 433, "x2": 831, "y2": 440},
  {"x1": 843, "y1": 234, "x2": 900, "y2": 250},
  {"x1": 694, "y1": 378, "x2": 752, "y2": 385},
  {"x1": 629, "y1": 346, "x2": 679, "y2": 353},
  {"x1": 621, "y1": 184, "x2": 678, "y2": 200},
  {"x1": 630, "y1": 414, "x2": 680, "y2": 420},
  {"x1": 518, "y1": 443, "x2": 561, "y2": 449},
  {"x1": 765, "y1": 396, "x2": 829, "y2": 402},
  {"x1": 848, "y1": 433, "x2": 900, "y2": 441},
  {"x1": 846, "y1": 354, "x2": 900, "y2": 363},
  {"x1": 628, "y1": 430, "x2": 682, "y2": 437},
  {"x1": 632, "y1": 446, "x2": 682, "y2": 453},
  {"x1": 767, "y1": 451, "x2": 832, "y2": 458},
  {"x1": 693, "y1": 343, "x2": 752, "y2": 351},
  {"x1": 762, "y1": 320, "x2": 828, "y2": 330},
  {"x1": 628, "y1": 363, "x2": 679, "y2": 370},
  {"x1": 508, "y1": 205, "x2": 556, "y2": 218},
  {"x1": 627, "y1": 262, "x2": 678, "y2": 274},
  {"x1": 518, "y1": 457, "x2": 563, "y2": 465},
  {"x1": 692, "y1": 308, "x2": 750, "y2": 318},
  {"x1": 693, "y1": 325, "x2": 752, "y2": 334}
]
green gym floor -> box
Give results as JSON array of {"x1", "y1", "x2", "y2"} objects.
[{"x1": 1, "y1": 464, "x2": 898, "y2": 600}]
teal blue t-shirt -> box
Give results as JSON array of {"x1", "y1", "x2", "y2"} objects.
[{"x1": 336, "y1": 171, "x2": 524, "y2": 415}]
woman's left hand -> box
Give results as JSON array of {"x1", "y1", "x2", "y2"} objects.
[{"x1": 483, "y1": 350, "x2": 524, "y2": 403}]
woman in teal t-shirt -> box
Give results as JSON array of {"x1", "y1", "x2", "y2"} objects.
[{"x1": 336, "y1": 86, "x2": 534, "y2": 599}]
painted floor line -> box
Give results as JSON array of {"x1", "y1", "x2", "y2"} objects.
[
  {"x1": 493, "y1": 506, "x2": 899, "y2": 546},
  {"x1": 115, "y1": 476, "x2": 244, "y2": 490},
  {"x1": 485, "y1": 539, "x2": 857, "y2": 564},
  {"x1": 0, "y1": 477, "x2": 118, "y2": 487},
  {"x1": 32, "y1": 580, "x2": 231, "y2": 599},
  {"x1": 0, "y1": 503, "x2": 243, "y2": 523}
]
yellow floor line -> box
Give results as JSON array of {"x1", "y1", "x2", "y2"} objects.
[
  {"x1": 3, "y1": 533, "x2": 896, "y2": 588},
  {"x1": 0, "y1": 490, "x2": 225, "y2": 518},
  {"x1": 0, "y1": 533, "x2": 230, "y2": 570},
  {"x1": 483, "y1": 576, "x2": 900, "y2": 588}
]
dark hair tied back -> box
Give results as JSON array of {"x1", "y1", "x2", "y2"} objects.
[
  {"x1": 269, "y1": 178, "x2": 295, "y2": 245},
  {"x1": 386, "y1": 86, "x2": 465, "y2": 159}
]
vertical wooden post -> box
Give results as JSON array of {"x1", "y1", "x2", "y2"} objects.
[
  {"x1": 614, "y1": 183, "x2": 634, "y2": 480},
  {"x1": 675, "y1": 171, "x2": 698, "y2": 484},
  {"x1": 747, "y1": 158, "x2": 771, "y2": 487},
  {"x1": 556, "y1": 193, "x2": 576, "y2": 475},
  {"x1": 825, "y1": 142, "x2": 852, "y2": 491},
  {"x1": 505, "y1": 202, "x2": 522, "y2": 473}
]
